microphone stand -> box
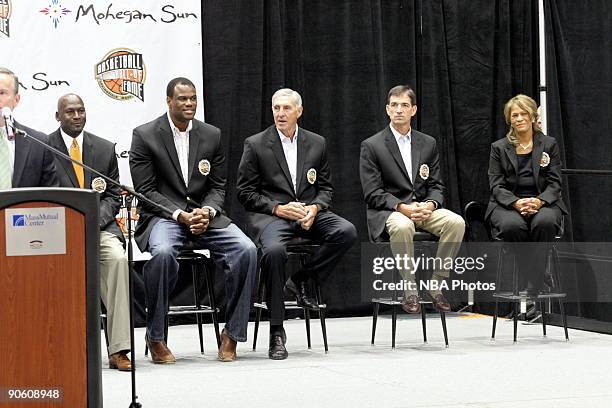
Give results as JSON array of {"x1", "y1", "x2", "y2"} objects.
[{"x1": 9, "y1": 124, "x2": 173, "y2": 408}]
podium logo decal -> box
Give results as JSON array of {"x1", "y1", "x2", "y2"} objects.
[
  {"x1": 0, "y1": 0, "x2": 11, "y2": 38},
  {"x1": 39, "y1": 0, "x2": 72, "y2": 29},
  {"x1": 12, "y1": 214, "x2": 25, "y2": 227},
  {"x1": 95, "y1": 48, "x2": 146, "y2": 102},
  {"x1": 29, "y1": 240, "x2": 44, "y2": 249}
]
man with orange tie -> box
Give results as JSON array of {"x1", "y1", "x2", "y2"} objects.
[
  {"x1": 48, "y1": 93, "x2": 132, "y2": 371},
  {"x1": 0, "y1": 67, "x2": 57, "y2": 189}
]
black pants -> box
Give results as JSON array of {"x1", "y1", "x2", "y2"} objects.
[
  {"x1": 489, "y1": 205, "x2": 563, "y2": 292},
  {"x1": 258, "y1": 212, "x2": 357, "y2": 325}
]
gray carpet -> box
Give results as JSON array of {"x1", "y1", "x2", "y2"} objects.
[{"x1": 102, "y1": 313, "x2": 612, "y2": 408}]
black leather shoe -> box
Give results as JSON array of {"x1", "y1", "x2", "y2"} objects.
[
  {"x1": 285, "y1": 278, "x2": 319, "y2": 310},
  {"x1": 268, "y1": 329, "x2": 288, "y2": 360}
]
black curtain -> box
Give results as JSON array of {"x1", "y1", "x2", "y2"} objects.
[
  {"x1": 197, "y1": 0, "x2": 539, "y2": 316},
  {"x1": 545, "y1": 0, "x2": 612, "y2": 325}
]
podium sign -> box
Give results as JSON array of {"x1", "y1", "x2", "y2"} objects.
[
  {"x1": 0, "y1": 188, "x2": 102, "y2": 408},
  {"x1": 4, "y1": 207, "x2": 67, "y2": 256}
]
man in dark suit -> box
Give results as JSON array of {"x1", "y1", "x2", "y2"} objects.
[
  {"x1": 130, "y1": 77, "x2": 256, "y2": 363},
  {"x1": 48, "y1": 93, "x2": 132, "y2": 371},
  {"x1": 0, "y1": 67, "x2": 57, "y2": 189},
  {"x1": 237, "y1": 88, "x2": 357, "y2": 360},
  {"x1": 360, "y1": 85, "x2": 465, "y2": 314}
]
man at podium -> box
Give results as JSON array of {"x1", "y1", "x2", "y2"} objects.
[
  {"x1": 47, "y1": 93, "x2": 132, "y2": 371},
  {"x1": 0, "y1": 67, "x2": 58, "y2": 189}
]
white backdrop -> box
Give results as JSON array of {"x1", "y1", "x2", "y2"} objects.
[{"x1": 0, "y1": 0, "x2": 204, "y2": 185}]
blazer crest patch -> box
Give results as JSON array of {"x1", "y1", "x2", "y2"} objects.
[
  {"x1": 540, "y1": 152, "x2": 550, "y2": 168},
  {"x1": 199, "y1": 159, "x2": 211, "y2": 176},
  {"x1": 419, "y1": 164, "x2": 429, "y2": 180},
  {"x1": 91, "y1": 177, "x2": 107, "y2": 193},
  {"x1": 307, "y1": 168, "x2": 317, "y2": 184}
]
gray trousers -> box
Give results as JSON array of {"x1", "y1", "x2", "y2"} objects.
[{"x1": 100, "y1": 231, "x2": 131, "y2": 355}]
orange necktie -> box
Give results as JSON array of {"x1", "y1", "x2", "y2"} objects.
[{"x1": 70, "y1": 138, "x2": 84, "y2": 188}]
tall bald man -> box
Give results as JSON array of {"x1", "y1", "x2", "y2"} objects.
[
  {"x1": 48, "y1": 94, "x2": 132, "y2": 371},
  {"x1": 0, "y1": 67, "x2": 57, "y2": 189}
]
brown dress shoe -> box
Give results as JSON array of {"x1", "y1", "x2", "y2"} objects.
[
  {"x1": 218, "y1": 330, "x2": 237, "y2": 362},
  {"x1": 402, "y1": 295, "x2": 421, "y2": 314},
  {"x1": 146, "y1": 336, "x2": 176, "y2": 364},
  {"x1": 109, "y1": 351, "x2": 132, "y2": 371},
  {"x1": 432, "y1": 294, "x2": 451, "y2": 312}
]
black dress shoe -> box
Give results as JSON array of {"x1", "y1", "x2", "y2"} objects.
[
  {"x1": 285, "y1": 278, "x2": 319, "y2": 310},
  {"x1": 268, "y1": 329, "x2": 288, "y2": 360}
]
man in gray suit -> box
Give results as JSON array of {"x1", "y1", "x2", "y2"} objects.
[
  {"x1": 360, "y1": 85, "x2": 465, "y2": 314},
  {"x1": 48, "y1": 93, "x2": 131, "y2": 371}
]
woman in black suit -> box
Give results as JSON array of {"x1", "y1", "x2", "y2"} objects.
[{"x1": 486, "y1": 94, "x2": 567, "y2": 294}]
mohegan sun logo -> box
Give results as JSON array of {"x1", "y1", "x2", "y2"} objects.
[
  {"x1": 39, "y1": 0, "x2": 72, "y2": 29},
  {"x1": 95, "y1": 48, "x2": 146, "y2": 102},
  {"x1": 0, "y1": 0, "x2": 11, "y2": 38}
]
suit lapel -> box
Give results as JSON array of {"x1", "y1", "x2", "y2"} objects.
[
  {"x1": 12, "y1": 122, "x2": 30, "y2": 187},
  {"x1": 82, "y1": 132, "x2": 94, "y2": 189},
  {"x1": 49, "y1": 130, "x2": 79, "y2": 188},
  {"x1": 531, "y1": 133, "x2": 544, "y2": 183},
  {"x1": 383, "y1": 128, "x2": 412, "y2": 185},
  {"x1": 158, "y1": 118, "x2": 183, "y2": 182},
  {"x1": 295, "y1": 129, "x2": 308, "y2": 196},
  {"x1": 504, "y1": 142, "x2": 519, "y2": 175},
  {"x1": 266, "y1": 127, "x2": 294, "y2": 192},
  {"x1": 187, "y1": 121, "x2": 200, "y2": 184},
  {"x1": 411, "y1": 131, "x2": 421, "y2": 184}
]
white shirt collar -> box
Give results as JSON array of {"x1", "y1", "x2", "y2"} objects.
[
  {"x1": 60, "y1": 128, "x2": 84, "y2": 152},
  {"x1": 167, "y1": 111, "x2": 193, "y2": 135},
  {"x1": 277, "y1": 125, "x2": 299, "y2": 143},
  {"x1": 389, "y1": 124, "x2": 411, "y2": 143}
]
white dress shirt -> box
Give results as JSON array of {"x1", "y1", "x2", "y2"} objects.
[
  {"x1": 60, "y1": 128, "x2": 84, "y2": 157},
  {"x1": 390, "y1": 124, "x2": 412, "y2": 182},
  {"x1": 1, "y1": 125, "x2": 15, "y2": 179},
  {"x1": 166, "y1": 113, "x2": 216, "y2": 221},
  {"x1": 277, "y1": 125, "x2": 299, "y2": 192}
]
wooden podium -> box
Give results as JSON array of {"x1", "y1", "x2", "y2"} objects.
[{"x1": 0, "y1": 188, "x2": 102, "y2": 408}]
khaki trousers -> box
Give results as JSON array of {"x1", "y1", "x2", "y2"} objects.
[
  {"x1": 385, "y1": 208, "x2": 465, "y2": 298},
  {"x1": 99, "y1": 231, "x2": 131, "y2": 355}
]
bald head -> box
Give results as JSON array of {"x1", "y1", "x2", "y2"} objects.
[{"x1": 56, "y1": 93, "x2": 86, "y2": 138}]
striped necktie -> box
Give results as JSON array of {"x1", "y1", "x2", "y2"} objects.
[{"x1": 0, "y1": 127, "x2": 12, "y2": 189}]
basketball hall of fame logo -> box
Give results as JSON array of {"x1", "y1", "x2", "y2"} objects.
[
  {"x1": 0, "y1": 0, "x2": 11, "y2": 38},
  {"x1": 94, "y1": 48, "x2": 146, "y2": 102}
]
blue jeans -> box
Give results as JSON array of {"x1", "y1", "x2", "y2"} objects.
[{"x1": 144, "y1": 219, "x2": 257, "y2": 342}]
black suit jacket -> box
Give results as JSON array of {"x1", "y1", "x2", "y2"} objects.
[
  {"x1": 360, "y1": 126, "x2": 445, "y2": 242},
  {"x1": 486, "y1": 132, "x2": 567, "y2": 219},
  {"x1": 129, "y1": 114, "x2": 231, "y2": 251},
  {"x1": 48, "y1": 129, "x2": 124, "y2": 241},
  {"x1": 11, "y1": 121, "x2": 58, "y2": 188},
  {"x1": 236, "y1": 125, "x2": 333, "y2": 241}
]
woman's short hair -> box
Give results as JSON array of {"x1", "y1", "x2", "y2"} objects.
[{"x1": 503, "y1": 94, "x2": 542, "y2": 144}]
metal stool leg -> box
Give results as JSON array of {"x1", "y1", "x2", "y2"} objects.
[
  {"x1": 492, "y1": 300, "x2": 498, "y2": 339},
  {"x1": 513, "y1": 302, "x2": 518, "y2": 343},
  {"x1": 421, "y1": 304, "x2": 427, "y2": 343},
  {"x1": 541, "y1": 300, "x2": 547, "y2": 337},
  {"x1": 371, "y1": 302, "x2": 380, "y2": 345},
  {"x1": 440, "y1": 311, "x2": 449, "y2": 347},
  {"x1": 305, "y1": 308, "x2": 312, "y2": 349},
  {"x1": 253, "y1": 308, "x2": 261, "y2": 351},
  {"x1": 192, "y1": 262, "x2": 204, "y2": 354},
  {"x1": 203, "y1": 260, "x2": 221, "y2": 348},
  {"x1": 252, "y1": 268, "x2": 264, "y2": 351},
  {"x1": 559, "y1": 299, "x2": 569, "y2": 341},
  {"x1": 391, "y1": 304, "x2": 397, "y2": 349},
  {"x1": 316, "y1": 284, "x2": 328, "y2": 353}
]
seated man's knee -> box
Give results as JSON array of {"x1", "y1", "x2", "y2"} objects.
[
  {"x1": 149, "y1": 241, "x2": 178, "y2": 260},
  {"x1": 496, "y1": 217, "x2": 527, "y2": 240},
  {"x1": 389, "y1": 216, "x2": 416, "y2": 238},
  {"x1": 261, "y1": 242, "x2": 287, "y2": 259},
  {"x1": 337, "y1": 221, "x2": 358, "y2": 244}
]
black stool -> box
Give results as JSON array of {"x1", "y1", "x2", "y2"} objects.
[
  {"x1": 252, "y1": 237, "x2": 329, "y2": 353},
  {"x1": 491, "y1": 222, "x2": 569, "y2": 342},
  {"x1": 145, "y1": 248, "x2": 221, "y2": 356},
  {"x1": 371, "y1": 231, "x2": 449, "y2": 349}
]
